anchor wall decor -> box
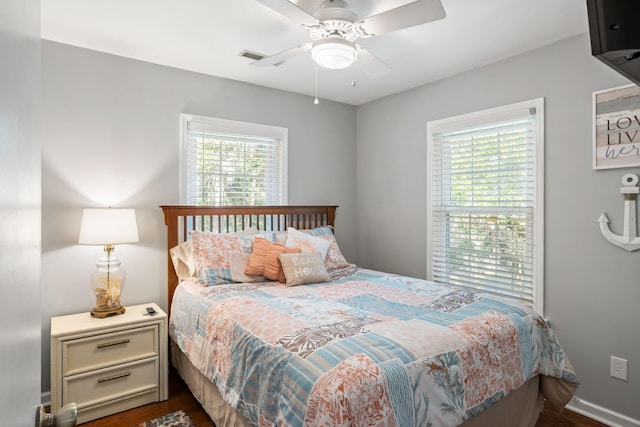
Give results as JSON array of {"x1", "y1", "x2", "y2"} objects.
[{"x1": 598, "y1": 173, "x2": 640, "y2": 252}]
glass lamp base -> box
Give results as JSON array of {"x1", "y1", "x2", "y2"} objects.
[
  {"x1": 90, "y1": 250, "x2": 127, "y2": 318},
  {"x1": 91, "y1": 305, "x2": 126, "y2": 318}
]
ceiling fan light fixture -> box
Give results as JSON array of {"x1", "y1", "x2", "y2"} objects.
[{"x1": 311, "y1": 38, "x2": 357, "y2": 70}]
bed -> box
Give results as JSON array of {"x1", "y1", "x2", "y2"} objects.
[{"x1": 161, "y1": 205, "x2": 578, "y2": 427}]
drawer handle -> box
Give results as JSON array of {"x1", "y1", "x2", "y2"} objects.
[
  {"x1": 97, "y1": 372, "x2": 131, "y2": 383},
  {"x1": 96, "y1": 339, "x2": 130, "y2": 349}
]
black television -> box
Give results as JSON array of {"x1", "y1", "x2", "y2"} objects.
[{"x1": 586, "y1": 0, "x2": 640, "y2": 86}]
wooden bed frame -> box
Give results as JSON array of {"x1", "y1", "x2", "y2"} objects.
[
  {"x1": 160, "y1": 205, "x2": 337, "y2": 312},
  {"x1": 159, "y1": 204, "x2": 554, "y2": 427}
]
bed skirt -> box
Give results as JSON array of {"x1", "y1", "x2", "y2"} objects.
[{"x1": 171, "y1": 340, "x2": 544, "y2": 427}]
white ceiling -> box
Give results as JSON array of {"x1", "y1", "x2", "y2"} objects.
[{"x1": 41, "y1": 0, "x2": 590, "y2": 106}]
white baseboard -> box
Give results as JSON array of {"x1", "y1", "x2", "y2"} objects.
[{"x1": 568, "y1": 396, "x2": 640, "y2": 427}]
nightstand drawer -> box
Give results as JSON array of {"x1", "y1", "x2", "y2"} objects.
[
  {"x1": 63, "y1": 357, "x2": 159, "y2": 409},
  {"x1": 63, "y1": 325, "x2": 158, "y2": 376}
]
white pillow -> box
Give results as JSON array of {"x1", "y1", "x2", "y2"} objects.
[
  {"x1": 285, "y1": 227, "x2": 330, "y2": 260},
  {"x1": 169, "y1": 240, "x2": 196, "y2": 280},
  {"x1": 235, "y1": 226, "x2": 260, "y2": 235},
  {"x1": 230, "y1": 252, "x2": 265, "y2": 283}
]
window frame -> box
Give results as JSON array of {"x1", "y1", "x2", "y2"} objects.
[
  {"x1": 179, "y1": 114, "x2": 288, "y2": 206},
  {"x1": 426, "y1": 98, "x2": 545, "y2": 314}
]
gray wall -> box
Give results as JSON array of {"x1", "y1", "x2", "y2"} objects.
[
  {"x1": 0, "y1": 0, "x2": 42, "y2": 425},
  {"x1": 356, "y1": 33, "x2": 640, "y2": 421},
  {"x1": 41, "y1": 41, "x2": 357, "y2": 394}
]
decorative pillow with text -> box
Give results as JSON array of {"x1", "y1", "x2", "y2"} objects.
[{"x1": 278, "y1": 252, "x2": 332, "y2": 287}]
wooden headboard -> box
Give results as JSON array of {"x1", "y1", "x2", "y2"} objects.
[{"x1": 160, "y1": 205, "x2": 338, "y2": 313}]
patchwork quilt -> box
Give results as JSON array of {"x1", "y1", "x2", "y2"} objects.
[{"x1": 170, "y1": 269, "x2": 578, "y2": 427}]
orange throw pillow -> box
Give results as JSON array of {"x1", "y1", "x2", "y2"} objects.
[
  {"x1": 245, "y1": 237, "x2": 271, "y2": 276},
  {"x1": 245, "y1": 237, "x2": 301, "y2": 282}
]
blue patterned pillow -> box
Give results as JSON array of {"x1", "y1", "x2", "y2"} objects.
[
  {"x1": 190, "y1": 230, "x2": 255, "y2": 286},
  {"x1": 303, "y1": 226, "x2": 334, "y2": 237}
]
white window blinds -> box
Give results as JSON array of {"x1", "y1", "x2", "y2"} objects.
[
  {"x1": 427, "y1": 99, "x2": 544, "y2": 311},
  {"x1": 181, "y1": 115, "x2": 287, "y2": 206}
]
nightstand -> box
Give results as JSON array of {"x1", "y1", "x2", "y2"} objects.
[{"x1": 50, "y1": 303, "x2": 168, "y2": 424}]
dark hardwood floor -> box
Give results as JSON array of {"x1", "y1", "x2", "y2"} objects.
[
  {"x1": 81, "y1": 368, "x2": 606, "y2": 427},
  {"x1": 536, "y1": 405, "x2": 608, "y2": 427}
]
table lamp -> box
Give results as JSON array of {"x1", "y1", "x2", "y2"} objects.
[{"x1": 78, "y1": 208, "x2": 139, "y2": 318}]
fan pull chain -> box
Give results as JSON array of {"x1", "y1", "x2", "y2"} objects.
[{"x1": 314, "y1": 67, "x2": 319, "y2": 105}]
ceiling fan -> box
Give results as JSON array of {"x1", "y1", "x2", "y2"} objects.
[{"x1": 251, "y1": 0, "x2": 446, "y2": 78}]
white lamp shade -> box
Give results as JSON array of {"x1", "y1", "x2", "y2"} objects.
[
  {"x1": 312, "y1": 38, "x2": 357, "y2": 70},
  {"x1": 78, "y1": 208, "x2": 139, "y2": 245}
]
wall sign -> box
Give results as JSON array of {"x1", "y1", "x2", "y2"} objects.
[{"x1": 593, "y1": 84, "x2": 640, "y2": 170}]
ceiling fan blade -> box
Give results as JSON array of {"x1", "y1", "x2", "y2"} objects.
[
  {"x1": 256, "y1": 0, "x2": 319, "y2": 27},
  {"x1": 355, "y1": 45, "x2": 391, "y2": 79},
  {"x1": 251, "y1": 43, "x2": 312, "y2": 67},
  {"x1": 358, "y1": 0, "x2": 446, "y2": 37}
]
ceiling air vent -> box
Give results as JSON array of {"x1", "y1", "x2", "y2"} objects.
[{"x1": 239, "y1": 50, "x2": 265, "y2": 61}]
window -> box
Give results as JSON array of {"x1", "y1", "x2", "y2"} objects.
[
  {"x1": 427, "y1": 99, "x2": 544, "y2": 313},
  {"x1": 180, "y1": 114, "x2": 287, "y2": 206}
]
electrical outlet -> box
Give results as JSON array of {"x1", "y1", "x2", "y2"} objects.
[{"x1": 610, "y1": 356, "x2": 628, "y2": 381}]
